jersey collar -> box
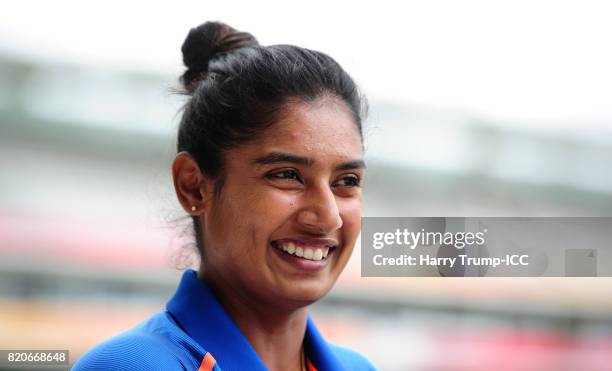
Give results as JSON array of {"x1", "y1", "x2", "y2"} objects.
[{"x1": 166, "y1": 269, "x2": 344, "y2": 371}]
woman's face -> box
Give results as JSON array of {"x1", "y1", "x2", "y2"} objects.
[{"x1": 200, "y1": 96, "x2": 364, "y2": 308}]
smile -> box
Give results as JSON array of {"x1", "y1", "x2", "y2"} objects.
[{"x1": 271, "y1": 239, "x2": 337, "y2": 262}]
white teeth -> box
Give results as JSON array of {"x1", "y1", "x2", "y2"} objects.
[
  {"x1": 303, "y1": 248, "x2": 314, "y2": 259},
  {"x1": 275, "y1": 241, "x2": 333, "y2": 261}
]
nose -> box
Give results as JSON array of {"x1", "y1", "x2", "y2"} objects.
[{"x1": 296, "y1": 183, "x2": 343, "y2": 234}]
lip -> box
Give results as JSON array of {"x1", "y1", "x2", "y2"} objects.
[{"x1": 269, "y1": 237, "x2": 339, "y2": 272}]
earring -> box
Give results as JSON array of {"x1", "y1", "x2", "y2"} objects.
[{"x1": 191, "y1": 205, "x2": 197, "y2": 211}]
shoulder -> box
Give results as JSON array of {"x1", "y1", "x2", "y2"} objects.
[
  {"x1": 71, "y1": 331, "x2": 185, "y2": 371},
  {"x1": 328, "y1": 343, "x2": 378, "y2": 371},
  {"x1": 72, "y1": 312, "x2": 197, "y2": 371}
]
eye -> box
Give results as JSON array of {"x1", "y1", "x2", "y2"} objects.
[
  {"x1": 266, "y1": 169, "x2": 303, "y2": 183},
  {"x1": 333, "y1": 175, "x2": 361, "y2": 188}
]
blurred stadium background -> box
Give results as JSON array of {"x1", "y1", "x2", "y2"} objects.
[{"x1": 1, "y1": 1, "x2": 611, "y2": 370}]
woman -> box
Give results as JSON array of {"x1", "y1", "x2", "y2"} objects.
[{"x1": 73, "y1": 21, "x2": 375, "y2": 371}]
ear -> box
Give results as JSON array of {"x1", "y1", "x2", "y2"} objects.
[{"x1": 171, "y1": 151, "x2": 213, "y2": 215}]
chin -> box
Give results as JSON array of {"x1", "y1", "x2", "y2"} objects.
[{"x1": 280, "y1": 279, "x2": 335, "y2": 307}]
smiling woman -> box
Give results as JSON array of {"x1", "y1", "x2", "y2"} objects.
[{"x1": 72, "y1": 21, "x2": 375, "y2": 371}]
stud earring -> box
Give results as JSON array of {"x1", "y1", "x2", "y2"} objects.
[{"x1": 191, "y1": 205, "x2": 197, "y2": 211}]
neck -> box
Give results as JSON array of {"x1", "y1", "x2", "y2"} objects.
[{"x1": 199, "y1": 270, "x2": 309, "y2": 371}]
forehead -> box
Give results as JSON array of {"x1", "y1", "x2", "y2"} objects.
[{"x1": 256, "y1": 97, "x2": 363, "y2": 157}]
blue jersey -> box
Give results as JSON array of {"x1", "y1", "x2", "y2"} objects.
[{"x1": 72, "y1": 269, "x2": 377, "y2": 371}]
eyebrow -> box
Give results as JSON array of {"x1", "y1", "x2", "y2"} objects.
[{"x1": 253, "y1": 151, "x2": 366, "y2": 171}]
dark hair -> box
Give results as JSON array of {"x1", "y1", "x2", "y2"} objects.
[{"x1": 176, "y1": 21, "x2": 366, "y2": 256}]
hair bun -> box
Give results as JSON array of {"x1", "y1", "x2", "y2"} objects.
[{"x1": 180, "y1": 21, "x2": 259, "y2": 92}]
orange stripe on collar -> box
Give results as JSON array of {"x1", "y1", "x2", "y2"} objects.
[{"x1": 198, "y1": 352, "x2": 216, "y2": 371}]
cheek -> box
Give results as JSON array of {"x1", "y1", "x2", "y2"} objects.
[
  {"x1": 250, "y1": 188, "x2": 298, "y2": 211},
  {"x1": 225, "y1": 187, "x2": 298, "y2": 237},
  {"x1": 339, "y1": 198, "x2": 362, "y2": 242}
]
